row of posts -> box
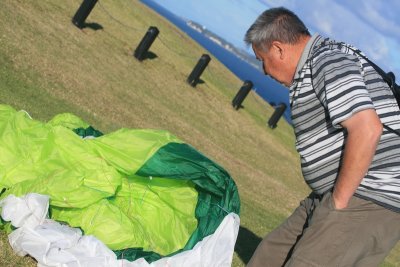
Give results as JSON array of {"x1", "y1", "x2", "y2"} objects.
[{"x1": 72, "y1": 0, "x2": 286, "y2": 128}]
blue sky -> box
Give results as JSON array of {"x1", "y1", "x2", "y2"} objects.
[{"x1": 153, "y1": 0, "x2": 400, "y2": 78}]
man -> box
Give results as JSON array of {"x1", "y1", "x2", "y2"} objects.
[{"x1": 245, "y1": 7, "x2": 400, "y2": 267}]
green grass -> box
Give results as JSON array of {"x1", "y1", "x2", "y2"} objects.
[{"x1": 0, "y1": 0, "x2": 398, "y2": 266}]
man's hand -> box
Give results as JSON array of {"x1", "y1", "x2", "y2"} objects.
[{"x1": 332, "y1": 109, "x2": 382, "y2": 209}]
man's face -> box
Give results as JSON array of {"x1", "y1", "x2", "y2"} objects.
[{"x1": 252, "y1": 43, "x2": 293, "y2": 87}]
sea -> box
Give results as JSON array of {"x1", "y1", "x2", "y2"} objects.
[{"x1": 140, "y1": 0, "x2": 291, "y2": 123}]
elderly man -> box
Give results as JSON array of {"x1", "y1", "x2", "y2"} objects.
[{"x1": 245, "y1": 7, "x2": 400, "y2": 267}]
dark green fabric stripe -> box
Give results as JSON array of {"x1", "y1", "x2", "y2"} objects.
[
  {"x1": 73, "y1": 126, "x2": 104, "y2": 138},
  {"x1": 114, "y1": 249, "x2": 162, "y2": 263},
  {"x1": 114, "y1": 142, "x2": 240, "y2": 262}
]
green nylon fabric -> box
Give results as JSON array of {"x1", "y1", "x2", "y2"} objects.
[
  {"x1": 49, "y1": 113, "x2": 104, "y2": 138},
  {"x1": 48, "y1": 113, "x2": 90, "y2": 130},
  {"x1": 0, "y1": 105, "x2": 240, "y2": 261},
  {"x1": 0, "y1": 109, "x2": 122, "y2": 208},
  {"x1": 114, "y1": 143, "x2": 241, "y2": 261},
  {"x1": 51, "y1": 176, "x2": 198, "y2": 252}
]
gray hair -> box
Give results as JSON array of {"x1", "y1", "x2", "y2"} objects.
[{"x1": 244, "y1": 7, "x2": 310, "y2": 51}]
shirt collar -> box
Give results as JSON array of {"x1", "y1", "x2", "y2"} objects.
[{"x1": 293, "y1": 33, "x2": 322, "y2": 81}]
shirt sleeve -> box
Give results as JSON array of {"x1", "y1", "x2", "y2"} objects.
[{"x1": 311, "y1": 50, "x2": 375, "y2": 128}]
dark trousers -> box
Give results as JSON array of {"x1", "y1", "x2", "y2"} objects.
[{"x1": 247, "y1": 192, "x2": 400, "y2": 267}]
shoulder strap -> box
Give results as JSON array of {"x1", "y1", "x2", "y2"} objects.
[
  {"x1": 349, "y1": 48, "x2": 400, "y2": 107},
  {"x1": 350, "y1": 49, "x2": 400, "y2": 137},
  {"x1": 309, "y1": 42, "x2": 400, "y2": 137},
  {"x1": 383, "y1": 124, "x2": 400, "y2": 136}
]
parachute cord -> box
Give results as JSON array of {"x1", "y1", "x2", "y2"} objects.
[
  {"x1": 126, "y1": 181, "x2": 132, "y2": 216},
  {"x1": 214, "y1": 203, "x2": 230, "y2": 215},
  {"x1": 197, "y1": 198, "x2": 230, "y2": 215},
  {"x1": 88, "y1": 201, "x2": 103, "y2": 227},
  {"x1": 140, "y1": 188, "x2": 148, "y2": 205},
  {"x1": 139, "y1": 176, "x2": 152, "y2": 206},
  {"x1": 97, "y1": 0, "x2": 141, "y2": 32},
  {"x1": 120, "y1": 250, "x2": 126, "y2": 266},
  {"x1": 20, "y1": 110, "x2": 33, "y2": 119}
]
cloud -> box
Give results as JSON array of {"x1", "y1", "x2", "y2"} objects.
[
  {"x1": 156, "y1": 0, "x2": 400, "y2": 77},
  {"x1": 257, "y1": 0, "x2": 296, "y2": 8},
  {"x1": 335, "y1": 0, "x2": 400, "y2": 40},
  {"x1": 258, "y1": 0, "x2": 400, "y2": 75}
]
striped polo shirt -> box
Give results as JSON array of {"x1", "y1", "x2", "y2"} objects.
[{"x1": 290, "y1": 33, "x2": 400, "y2": 212}]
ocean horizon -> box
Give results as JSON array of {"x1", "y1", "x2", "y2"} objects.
[{"x1": 140, "y1": 0, "x2": 292, "y2": 123}]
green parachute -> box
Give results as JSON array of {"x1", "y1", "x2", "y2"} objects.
[{"x1": 0, "y1": 105, "x2": 240, "y2": 262}]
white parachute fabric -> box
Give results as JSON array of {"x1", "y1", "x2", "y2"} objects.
[
  {"x1": 1, "y1": 194, "x2": 49, "y2": 229},
  {"x1": 0, "y1": 194, "x2": 240, "y2": 267}
]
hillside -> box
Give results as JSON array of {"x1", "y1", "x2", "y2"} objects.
[{"x1": 0, "y1": 1, "x2": 398, "y2": 266}]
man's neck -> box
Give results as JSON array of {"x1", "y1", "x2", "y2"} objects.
[{"x1": 289, "y1": 35, "x2": 312, "y2": 82}]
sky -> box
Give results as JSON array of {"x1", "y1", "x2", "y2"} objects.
[{"x1": 152, "y1": 0, "x2": 400, "y2": 78}]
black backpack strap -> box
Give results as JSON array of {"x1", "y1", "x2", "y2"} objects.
[
  {"x1": 308, "y1": 42, "x2": 400, "y2": 137},
  {"x1": 353, "y1": 50, "x2": 400, "y2": 136},
  {"x1": 383, "y1": 124, "x2": 400, "y2": 136},
  {"x1": 351, "y1": 49, "x2": 400, "y2": 107}
]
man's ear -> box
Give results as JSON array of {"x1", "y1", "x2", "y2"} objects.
[{"x1": 271, "y1": 41, "x2": 285, "y2": 59}]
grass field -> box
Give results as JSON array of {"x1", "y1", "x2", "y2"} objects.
[{"x1": 0, "y1": 0, "x2": 398, "y2": 266}]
